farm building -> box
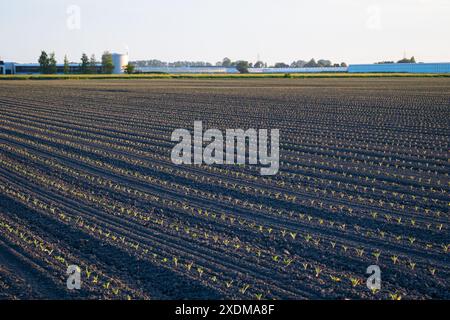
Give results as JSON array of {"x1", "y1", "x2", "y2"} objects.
[
  {"x1": 9, "y1": 63, "x2": 103, "y2": 74},
  {"x1": 135, "y1": 66, "x2": 347, "y2": 74},
  {"x1": 248, "y1": 67, "x2": 348, "y2": 73},
  {"x1": 348, "y1": 62, "x2": 450, "y2": 73},
  {"x1": 0, "y1": 53, "x2": 128, "y2": 75},
  {"x1": 136, "y1": 66, "x2": 240, "y2": 74},
  {"x1": 0, "y1": 61, "x2": 16, "y2": 75}
]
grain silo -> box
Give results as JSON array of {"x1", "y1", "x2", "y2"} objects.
[{"x1": 112, "y1": 53, "x2": 129, "y2": 74}]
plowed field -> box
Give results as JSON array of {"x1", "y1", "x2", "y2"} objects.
[{"x1": 0, "y1": 78, "x2": 449, "y2": 299}]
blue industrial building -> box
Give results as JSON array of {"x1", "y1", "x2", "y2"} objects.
[
  {"x1": 0, "y1": 62, "x2": 103, "y2": 75},
  {"x1": 348, "y1": 63, "x2": 450, "y2": 73}
]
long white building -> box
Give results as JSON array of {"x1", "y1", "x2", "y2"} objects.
[{"x1": 2, "y1": 58, "x2": 450, "y2": 75}]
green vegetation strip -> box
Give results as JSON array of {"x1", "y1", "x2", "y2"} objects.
[{"x1": 1, "y1": 73, "x2": 450, "y2": 80}]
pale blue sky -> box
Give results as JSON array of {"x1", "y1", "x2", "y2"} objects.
[{"x1": 1, "y1": 0, "x2": 449, "y2": 64}]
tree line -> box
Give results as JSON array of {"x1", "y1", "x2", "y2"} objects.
[
  {"x1": 132, "y1": 57, "x2": 348, "y2": 74},
  {"x1": 38, "y1": 51, "x2": 134, "y2": 74},
  {"x1": 376, "y1": 56, "x2": 417, "y2": 64},
  {"x1": 217, "y1": 58, "x2": 348, "y2": 73},
  {"x1": 219, "y1": 57, "x2": 347, "y2": 69}
]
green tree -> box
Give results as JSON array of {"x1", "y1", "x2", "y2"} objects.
[
  {"x1": 274, "y1": 62, "x2": 289, "y2": 68},
  {"x1": 89, "y1": 54, "x2": 97, "y2": 74},
  {"x1": 80, "y1": 53, "x2": 89, "y2": 74},
  {"x1": 63, "y1": 55, "x2": 70, "y2": 74},
  {"x1": 290, "y1": 60, "x2": 306, "y2": 68},
  {"x1": 254, "y1": 61, "x2": 265, "y2": 68},
  {"x1": 101, "y1": 51, "x2": 114, "y2": 74},
  {"x1": 397, "y1": 56, "x2": 416, "y2": 63},
  {"x1": 48, "y1": 52, "x2": 57, "y2": 74},
  {"x1": 124, "y1": 63, "x2": 135, "y2": 74},
  {"x1": 235, "y1": 60, "x2": 249, "y2": 73},
  {"x1": 304, "y1": 59, "x2": 318, "y2": 68},
  {"x1": 222, "y1": 57, "x2": 232, "y2": 67},
  {"x1": 38, "y1": 51, "x2": 49, "y2": 74},
  {"x1": 317, "y1": 59, "x2": 332, "y2": 67}
]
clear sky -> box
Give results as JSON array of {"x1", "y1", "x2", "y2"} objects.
[{"x1": 1, "y1": 0, "x2": 449, "y2": 64}]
